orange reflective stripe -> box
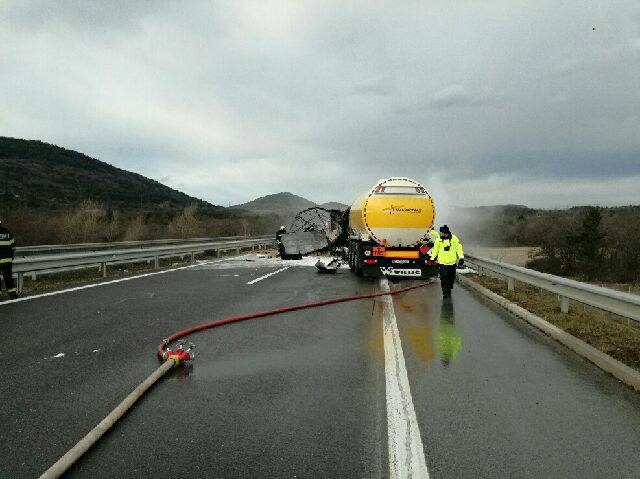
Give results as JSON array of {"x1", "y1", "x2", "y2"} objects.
[{"x1": 383, "y1": 250, "x2": 419, "y2": 259}]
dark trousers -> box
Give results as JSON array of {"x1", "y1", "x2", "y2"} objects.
[
  {"x1": 1, "y1": 262, "x2": 16, "y2": 293},
  {"x1": 438, "y1": 264, "x2": 456, "y2": 297}
]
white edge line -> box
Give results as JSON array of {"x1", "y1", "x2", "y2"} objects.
[
  {"x1": 381, "y1": 277, "x2": 430, "y2": 479},
  {"x1": 247, "y1": 266, "x2": 290, "y2": 285},
  {"x1": 0, "y1": 260, "x2": 216, "y2": 307}
]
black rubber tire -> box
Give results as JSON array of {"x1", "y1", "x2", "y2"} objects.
[
  {"x1": 348, "y1": 241, "x2": 355, "y2": 270},
  {"x1": 355, "y1": 242, "x2": 364, "y2": 276}
]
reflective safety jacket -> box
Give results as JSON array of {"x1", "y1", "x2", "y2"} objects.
[
  {"x1": 430, "y1": 234, "x2": 464, "y2": 265},
  {"x1": 0, "y1": 225, "x2": 16, "y2": 264}
]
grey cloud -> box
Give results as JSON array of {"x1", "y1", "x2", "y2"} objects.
[
  {"x1": 0, "y1": 0, "x2": 173, "y2": 32},
  {"x1": 430, "y1": 85, "x2": 487, "y2": 109},
  {"x1": 1, "y1": 0, "x2": 639, "y2": 208},
  {"x1": 349, "y1": 78, "x2": 395, "y2": 97}
]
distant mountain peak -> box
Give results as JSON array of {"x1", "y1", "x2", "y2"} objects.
[
  {"x1": 319, "y1": 201, "x2": 349, "y2": 211},
  {"x1": 233, "y1": 192, "x2": 316, "y2": 213},
  {"x1": 233, "y1": 192, "x2": 349, "y2": 213}
]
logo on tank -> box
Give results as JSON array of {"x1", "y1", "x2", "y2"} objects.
[{"x1": 382, "y1": 204, "x2": 422, "y2": 215}]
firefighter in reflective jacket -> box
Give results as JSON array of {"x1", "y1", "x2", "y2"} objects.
[
  {"x1": 429, "y1": 225, "x2": 464, "y2": 298},
  {"x1": 0, "y1": 220, "x2": 18, "y2": 299}
]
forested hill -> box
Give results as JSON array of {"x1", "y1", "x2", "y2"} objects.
[{"x1": 0, "y1": 137, "x2": 214, "y2": 210}]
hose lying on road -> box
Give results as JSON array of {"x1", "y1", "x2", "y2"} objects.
[
  {"x1": 156, "y1": 278, "x2": 436, "y2": 359},
  {"x1": 39, "y1": 278, "x2": 435, "y2": 479}
]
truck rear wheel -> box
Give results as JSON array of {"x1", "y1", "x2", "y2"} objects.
[
  {"x1": 355, "y1": 243, "x2": 364, "y2": 276},
  {"x1": 348, "y1": 241, "x2": 355, "y2": 270}
]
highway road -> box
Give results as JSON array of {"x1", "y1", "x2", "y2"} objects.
[{"x1": 1, "y1": 255, "x2": 640, "y2": 478}]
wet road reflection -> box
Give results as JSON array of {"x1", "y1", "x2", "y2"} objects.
[
  {"x1": 396, "y1": 281, "x2": 640, "y2": 478},
  {"x1": 397, "y1": 296, "x2": 435, "y2": 361},
  {"x1": 393, "y1": 287, "x2": 463, "y2": 367},
  {"x1": 171, "y1": 363, "x2": 193, "y2": 379},
  {"x1": 436, "y1": 300, "x2": 462, "y2": 366}
]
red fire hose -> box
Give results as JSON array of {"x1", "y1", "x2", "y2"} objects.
[
  {"x1": 157, "y1": 278, "x2": 436, "y2": 359},
  {"x1": 40, "y1": 278, "x2": 436, "y2": 479}
]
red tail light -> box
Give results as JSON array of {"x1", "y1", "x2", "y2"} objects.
[
  {"x1": 364, "y1": 259, "x2": 377, "y2": 264},
  {"x1": 419, "y1": 244, "x2": 430, "y2": 255}
]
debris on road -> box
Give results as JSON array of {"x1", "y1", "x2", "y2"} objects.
[{"x1": 316, "y1": 257, "x2": 341, "y2": 274}]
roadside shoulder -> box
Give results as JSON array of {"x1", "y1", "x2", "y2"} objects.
[{"x1": 458, "y1": 274, "x2": 640, "y2": 392}]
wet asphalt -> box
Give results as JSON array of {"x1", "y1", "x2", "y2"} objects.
[{"x1": 1, "y1": 258, "x2": 640, "y2": 478}]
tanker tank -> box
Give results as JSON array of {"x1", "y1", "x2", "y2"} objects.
[
  {"x1": 348, "y1": 178, "x2": 435, "y2": 247},
  {"x1": 346, "y1": 177, "x2": 438, "y2": 278}
]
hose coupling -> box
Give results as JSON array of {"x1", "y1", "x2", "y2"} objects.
[{"x1": 162, "y1": 342, "x2": 196, "y2": 365}]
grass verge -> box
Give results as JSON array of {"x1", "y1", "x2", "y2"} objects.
[{"x1": 465, "y1": 273, "x2": 640, "y2": 372}]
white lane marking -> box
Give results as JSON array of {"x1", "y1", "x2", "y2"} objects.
[
  {"x1": 0, "y1": 261, "x2": 214, "y2": 307},
  {"x1": 246, "y1": 266, "x2": 290, "y2": 285},
  {"x1": 380, "y1": 278, "x2": 430, "y2": 479}
]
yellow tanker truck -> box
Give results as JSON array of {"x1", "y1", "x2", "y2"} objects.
[{"x1": 346, "y1": 177, "x2": 438, "y2": 278}]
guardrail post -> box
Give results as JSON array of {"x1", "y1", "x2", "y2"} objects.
[
  {"x1": 507, "y1": 278, "x2": 515, "y2": 291},
  {"x1": 31, "y1": 272, "x2": 37, "y2": 280},
  {"x1": 560, "y1": 296, "x2": 570, "y2": 314},
  {"x1": 191, "y1": 252, "x2": 195, "y2": 262},
  {"x1": 154, "y1": 256, "x2": 159, "y2": 269},
  {"x1": 102, "y1": 262, "x2": 107, "y2": 278},
  {"x1": 236, "y1": 247, "x2": 240, "y2": 255},
  {"x1": 17, "y1": 273, "x2": 24, "y2": 293}
]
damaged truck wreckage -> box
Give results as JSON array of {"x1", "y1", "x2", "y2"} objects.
[{"x1": 279, "y1": 177, "x2": 439, "y2": 278}]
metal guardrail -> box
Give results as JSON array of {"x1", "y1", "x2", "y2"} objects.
[
  {"x1": 12, "y1": 237, "x2": 275, "y2": 293},
  {"x1": 15, "y1": 235, "x2": 273, "y2": 256},
  {"x1": 465, "y1": 255, "x2": 640, "y2": 322}
]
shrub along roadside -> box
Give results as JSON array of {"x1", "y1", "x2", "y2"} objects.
[
  {"x1": 526, "y1": 206, "x2": 640, "y2": 284},
  {"x1": 0, "y1": 201, "x2": 286, "y2": 246},
  {"x1": 465, "y1": 274, "x2": 640, "y2": 372}
]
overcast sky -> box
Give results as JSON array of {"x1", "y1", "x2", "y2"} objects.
[{"x1": 1, "y1": 1, "x2": 639, "y2": 212}]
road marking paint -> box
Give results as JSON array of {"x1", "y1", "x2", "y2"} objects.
[
  {"x1": 247, "y1": 266, "x2": 290, "y2": 285},
  {"x1": 0, "y1": 261, "x2": 214, "y2": 307},
  {"x1": 380, "y1": 278, "x2": 430, "y2": 479}
]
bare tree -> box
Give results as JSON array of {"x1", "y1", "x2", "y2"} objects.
[
  {"x1": 123, "y1": 216, "x2": 148, "y2": 241},
  {"x1": 168, "y1": 204, "x2": 202, "y2": 238}
]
